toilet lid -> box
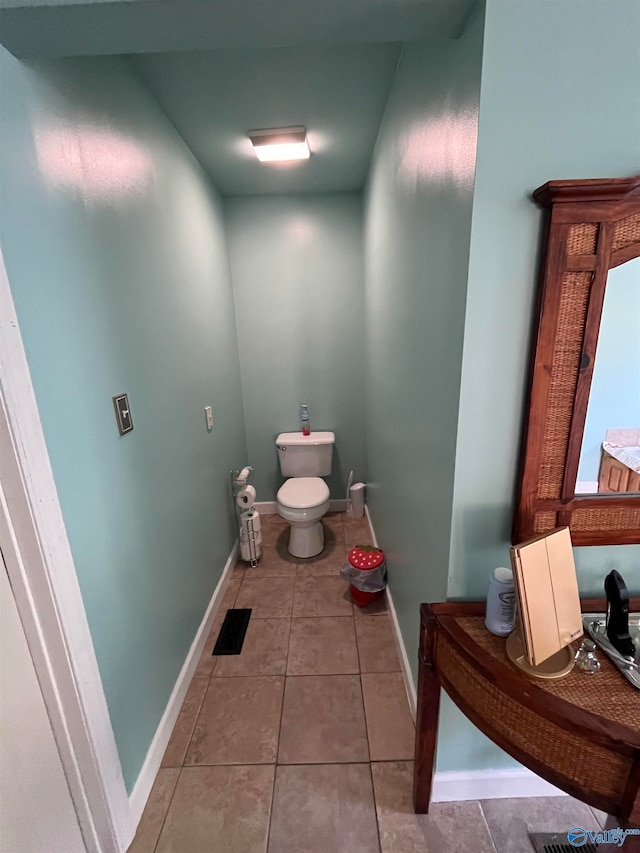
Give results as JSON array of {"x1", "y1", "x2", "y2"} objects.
[{"x1": 277, "y1": 477, "x2": 330, "y2": 509}]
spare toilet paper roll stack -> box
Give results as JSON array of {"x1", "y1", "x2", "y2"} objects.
[
  {"x1": 240, "y1": 510, "x2": 261, "y2": 537},
  {"x1": 239, "y1": 509, "x2": 261, "y2": 562},
  {"x1": 236, "y1": 484, "x2": 256, "y2": 509}
]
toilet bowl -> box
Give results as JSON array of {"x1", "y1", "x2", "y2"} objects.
[
  {"x1": 277, "y1": 477, "x2": 330, "y2": 558},
  {"x1": 275, "y1": 431, "x2": 335, "y2": 558}
]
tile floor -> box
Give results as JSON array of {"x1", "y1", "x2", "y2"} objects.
[{"x1": 128, "y1": 512, "x2": 617, "y2": 853}]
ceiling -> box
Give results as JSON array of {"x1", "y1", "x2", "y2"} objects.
[
  {"x1": 0, "y1": 0, "x2": 477, "y2": 196},
  {"x1": 0, "y1": 0, "x2": 474, "y2": 57},
  {"x1": 131, "y1": 43, "x2": 402, "y2": 196}
]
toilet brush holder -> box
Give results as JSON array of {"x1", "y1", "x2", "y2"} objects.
[{"x1": 348, "y1": 482, "x2": 366, "y2": 519}]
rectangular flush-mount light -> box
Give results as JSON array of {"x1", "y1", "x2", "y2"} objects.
[{"x1": 248, "y1": 126, "x2": 310, "y2": 162}]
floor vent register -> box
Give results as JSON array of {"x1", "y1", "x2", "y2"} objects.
[
  {"x1": 529, "y1": 833, "x2": 598, "y2": 853},
  {"x1": 212, "y1": 609, "x2": 252, "y2": 656}
]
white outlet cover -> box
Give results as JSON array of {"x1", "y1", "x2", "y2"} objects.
[{"x1": 205, "y1": 406, "x2": 213, "y2": 430}]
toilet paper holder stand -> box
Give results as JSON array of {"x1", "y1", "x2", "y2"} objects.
[
  {"x1": 230, "y1": 466, "x2": 253, "y2": 496},
  {"x1": 230, "y1": 466, "x2": 262, "y2": 567}
]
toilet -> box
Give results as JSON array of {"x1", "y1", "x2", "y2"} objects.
[{"x1": 275, "y1": 431, "x2": 335, "y2": 558}]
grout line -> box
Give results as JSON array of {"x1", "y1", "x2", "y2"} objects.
[
  {"x1": 266, "y1": 613, "x2": 293, "y2": 850},
  {"x1": 176, "y1": 756, "x2": 414, "y2": 767},
  {"x1": 172, "y1": 673, "x2": 210, "y2": 769},
  {"x1": 354, "y1": 597, "x2": 381, "y2": 852},
  {"x1": 368, "y1": 761, "x2": 384, "y2": 853},
  {"x1": 151, "y1": 764, "x2": 183, "y2": 853},
  {"x1": 357, "y1": 672, "x2": 372, "y2": 765},
  {"x1": 477, "y1": 801, "x2": 500, "y2": 853}
]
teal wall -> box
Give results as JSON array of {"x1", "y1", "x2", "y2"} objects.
[
  {"x1": 578, "y1": 257, "x2": 640, "y2": 485},
  {"x1": 225, "y1": 193, "x2": 366, "y2": 501},
  {"x1": 0, "y1": 49, "x2": 247, "y2": 790},
  {"x1": 363, "y1": 7, "x2": 485, "y2": 685},
  {"x1": 441, "y1": 0, "x2": 640, "y2": 773}
]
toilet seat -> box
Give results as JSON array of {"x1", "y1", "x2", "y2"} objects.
[{"x1": 277, "y1": 477, "x2": 330, "y2": 509}]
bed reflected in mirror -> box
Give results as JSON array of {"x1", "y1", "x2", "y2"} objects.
[{"x1": 575, "y1": 256, "x2": 640, "y2": 495}]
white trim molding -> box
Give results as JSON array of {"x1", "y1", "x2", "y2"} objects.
[
  {"x1": 431, "y1": 768, "x2": 568, "y2": 802},
  {"x1": 384, "y1": 585, "x2": 418, "y2": 720},
  {"x1": 365, "y1": 505, "x2": 417, "y2": 719},
  {"x1": 129, "y1": 542, "x2": 238, "y2": 825},
  {"x1": 0, "y1": 249, "x2": 133, "y2": 852}
]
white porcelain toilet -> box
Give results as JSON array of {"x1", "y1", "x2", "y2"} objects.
[{"x1": 275, "y1": 431, "x2": 335, "y2": 558}]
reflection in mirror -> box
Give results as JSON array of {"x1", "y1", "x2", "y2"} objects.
[{"x1": 576, "y1": 256, "x2": 640, "y2": 495}]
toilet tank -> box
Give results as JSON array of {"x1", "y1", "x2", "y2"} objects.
[{"x1": 276, "y1": 431, "x2": 335, "y2": 477}]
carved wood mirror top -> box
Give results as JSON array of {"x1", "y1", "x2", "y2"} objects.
[{"x1": 513, "y1": 176, "x2": 640, "y2": 546}]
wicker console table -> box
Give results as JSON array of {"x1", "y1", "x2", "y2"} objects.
[{"x1": 413, "y1": 599, "x2": 640, "y2": 827}]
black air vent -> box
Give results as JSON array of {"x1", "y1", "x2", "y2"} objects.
[
  {"x1": 212, "y1": 609, "x2": 251, "y2": 655},
  {"x1": 529, "y1": 833, "x2": 597, "y2": 853}
]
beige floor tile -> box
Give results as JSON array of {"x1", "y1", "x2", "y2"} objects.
[
  {"x1": 480, "y1": 796, "x2": 601, "y2": 853},
  {"x1": 215, "y1": 578, "x2": 242, "y2": 612},
  {"x1": 185, "y1": 676, "x2": 284, "y2": 765},
  {"x1": 361, "y1": 673, "x2": 414, "y2": 761},
  {"x1": 161, "y1": 678, "x2": 209, "y2": 767},
  {"x1": 233, "y1": 557, "x2": 298, "y2": 579},
  {"x1": 156, "y1": 765, "x2": 274, "y2": 853},
  {"x1": 193, "y1": 638, "x2": 217, "y2": 679},
  {"x1": 355, "y1": 613, "x2": 401, "y2": 673},
  {"x1": 127, "y1": 767, "x2": 179, "y2": 853},
  {"x1": 235, "y1": 576, "x2": 295, "y2": 618},
  {"x1": 259, "y1": 514, "x2": 289, "y2": 547},
  {"x1": 287, "y1": 617, "x2": 359, "y2": 675},
  {"x1": 323, "y1": 511, "x2": 345, "y2": 530},
  {"x1": 295, "y1": 523, "x2": 348, "y2": 577},
  {"x1": 343, "y1": 516, "x2": 374, "y2": 548},
  {"x1": 590, "y1": 807, "x2": 620, "y2": 829},
  {"x1": 293, "y1": 575, "x2": 353, "y2": 617},
  {"x1": 268, "y1": 763, "x2": 380, "y2": 853},
  {"x1": 214, "y1": 618, "x2": 290, "y2": 677},
  {"x1": 278, "y1": 674, "x2": 369, "y2": 764},
  {"x1": 372, "y1": 762, "x2": 497, "y2": 853}
]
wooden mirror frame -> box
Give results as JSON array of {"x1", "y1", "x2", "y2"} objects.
[{"x1": 513, "y1": 176, "x2": 640, "y2": 546}]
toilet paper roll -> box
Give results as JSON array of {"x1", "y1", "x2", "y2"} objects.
[
  {"x1": 236, "y1": 484, "x2": 256, "y2": 509},
  {"x1": 240, "y1": 510, "x2": 261, "y2": 533}
]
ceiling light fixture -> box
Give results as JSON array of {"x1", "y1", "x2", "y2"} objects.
[{"x1": 248, "y1": 126, "x2": 310, "y2": 162}]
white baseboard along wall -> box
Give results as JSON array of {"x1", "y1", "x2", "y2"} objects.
[{"x1": 128, "y1": 542, "x2": 239, "y2": 826}]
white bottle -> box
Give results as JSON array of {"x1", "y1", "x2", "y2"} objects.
[{"x1": 485, "y1": 567, "x2": 516, "y2": 637}]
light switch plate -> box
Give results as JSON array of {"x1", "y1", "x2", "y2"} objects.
[
  {"x1": 205, "y1": 406, "x2": 213, "y2": 431},
  {"x1": 113, "y1": 394, "x2": 133, "y2": 436}
]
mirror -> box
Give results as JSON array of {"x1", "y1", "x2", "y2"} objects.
[
  {"x1": 575, "y1": 256, "x2": 640, "y2": 495},
  {"x1": 513, "y1": 176, "x2": 640, "y2": 546}
]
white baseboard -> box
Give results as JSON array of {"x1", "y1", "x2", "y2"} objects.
[
  {"x1": 330, "y1": 499, "x2": 348, "y2": 512},
  {"x1": 364, "y1": 504, "x2": 377, "y2": 547},
  {"x1": 431, "y1": 768, "x2": 568, "y2": 802},
  {"x1": 128, "y1": 540, "x2": 239, "y2": 826},
  {"x1": 385, "y1": 586, "x2": 418, "y2": 720},
  {"x1": 364, "y1": 506, "x2": 417, "y2": 720},
  {"x1": 254, "y1": 499, "x2": 348, "y2": 514},
  {"x1": 254, "y1": 501, "x2": 278, "y2": 513}
]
